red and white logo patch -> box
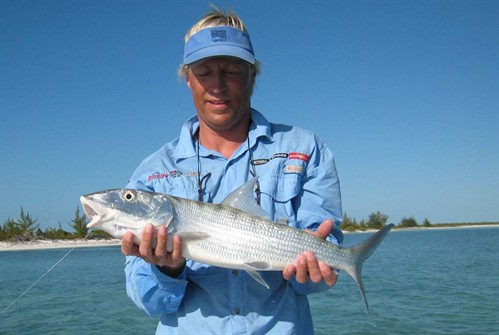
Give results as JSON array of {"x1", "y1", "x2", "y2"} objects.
[{"x1": 288, "y1": 152, "x2": 310, "y2": 162}]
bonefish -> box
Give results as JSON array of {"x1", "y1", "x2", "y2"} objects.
[{"x1": 80, "y1": 178, "x2": 393, "y2": 312}]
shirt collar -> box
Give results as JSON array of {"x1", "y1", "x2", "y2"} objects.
[{"x1": 173, "y1": 109, "x2": 272, "y2": 160}]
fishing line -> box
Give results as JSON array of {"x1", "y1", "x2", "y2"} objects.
[{"x1": 0, "y1": 234, "x2": 90, "y2": 315}]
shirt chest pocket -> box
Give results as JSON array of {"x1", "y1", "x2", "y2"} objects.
[{"x1": 257, "y1": 161, "x2": 304, "y2": 224}]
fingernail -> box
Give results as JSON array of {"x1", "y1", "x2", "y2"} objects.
[{"x1": 145, "y1": 224, "x2": 153, "y2": 233}]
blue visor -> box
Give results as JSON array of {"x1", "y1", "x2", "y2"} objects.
[{"x1": 183, "y1": 26, "x2": 255, "y2": 65}]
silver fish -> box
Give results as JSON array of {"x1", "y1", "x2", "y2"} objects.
[{"x1": 80, "y1": 178, "x2": 393, "y2": 312}]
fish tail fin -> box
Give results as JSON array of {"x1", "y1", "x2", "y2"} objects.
[{"x1": 344, "y1": 223, "x2": 394, "y2": 314}]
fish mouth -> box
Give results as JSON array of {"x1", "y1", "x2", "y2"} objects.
[{"x1": 80, "y1": 196, "x2": 102, "y2": 228}]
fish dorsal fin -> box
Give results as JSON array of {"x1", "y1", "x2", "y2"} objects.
[{"x1": 221, "y1": 177, "x2": 268, "y2": 218}]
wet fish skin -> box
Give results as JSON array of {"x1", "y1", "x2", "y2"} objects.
[{"x1": 80, "y1": 178, "x2": 393, "y2": 312}]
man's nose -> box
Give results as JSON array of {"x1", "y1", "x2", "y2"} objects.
[{"x1": 209, "y1": 71, "x2": 227, "y2": 93}]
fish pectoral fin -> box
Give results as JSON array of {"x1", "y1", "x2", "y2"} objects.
[
  {"x1": 177, "y1": 232, "x2": 211, "y2": 240},
  {"x1": 244, "y1": 270, "x2": 270, "y2": 289},
  {"x1": 242, "y1": 261, "x2": 272, "y2": 289},
  {"x1": 166, "y1": 232, "x2": 211, "y2": 252}
]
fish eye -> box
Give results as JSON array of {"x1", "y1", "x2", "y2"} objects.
[{"x1": 123, "y1": 190, "x2": 136, "y2": 202}]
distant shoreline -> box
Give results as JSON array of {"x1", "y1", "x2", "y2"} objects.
[
  {"x1": 0, "y1": 224, "x2": 497, "y2": 251},
  {"x1": 0, "y1": 238, "x2": 121, "y2": 252},
  {"x1": 343, "y1": 223, "x2": 499, "y2": 234}
]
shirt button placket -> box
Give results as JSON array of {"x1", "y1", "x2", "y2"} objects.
[{"x1": 228, "y1": 268, "x2": 245, "y2": 333}]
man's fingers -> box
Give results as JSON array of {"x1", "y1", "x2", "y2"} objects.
[
  {"x1": 283, "y1": 251, "x2": 339, "y2": 287},
  {"x1": 171, "y1": 235, "x2": 183, "y2": 261},
  {"x1": 319, "y1": 262, "x2": 338, "y2": 287},
  {"x1": 295, "y1": 254, "x2": 308, "y2": 283},
  {"x1": 139, "y1": 224, "x2": 155, "y2": 259},
  {"x1": 121, "y1": 231, "x2": 138, "y2": 256},
  {"x1": 155, "y1": 225, "x2": 167, "y2": 257},
  {"x1": 305, "y1": 251, "x2": 322, "y2": 283},
  {"x1": 121, "y1": 224, "x2": 186, "y2": 271},
  {"x1": 283, "y1": 219, "x2": 337, "y2": 285},
  {"x1": 282, "y1": 264, "x2": 296, "y2": 281},
  {"x1": 315, "y1": 219, "x2": 334, "y2": 240}
]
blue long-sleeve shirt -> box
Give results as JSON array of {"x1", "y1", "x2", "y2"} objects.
[{"x1": 125, "y1": 110, "x2": 343, "y2": 334}]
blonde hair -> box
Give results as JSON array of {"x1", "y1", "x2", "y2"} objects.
[{"x1": 178, "y1": 6, "x2": 261, "y2": 79}]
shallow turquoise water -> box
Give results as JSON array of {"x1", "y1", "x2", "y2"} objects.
[
  {"x1": 1, "y1": 227, "x2": 497, "y2": 334},
  {"x1": 310, "y1": 227, "x2": 499, "y2": 335}
]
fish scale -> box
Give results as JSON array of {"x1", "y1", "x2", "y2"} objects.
[{"x1": 80, "y1": 177, "x2": 393, "y2": 313}]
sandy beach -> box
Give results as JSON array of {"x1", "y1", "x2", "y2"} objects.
[{"x1": 0, "y1": 238, "x2": 121, "y2": 252}]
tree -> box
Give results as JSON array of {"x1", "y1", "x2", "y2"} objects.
[
  {"x1": 341, "y1": 212, "x2": 359, "y2": 231},
  {"x1": 400, "y1": 216, "x2": 418, "y2": 228},
  {"x1": 366, "y1": 211, "x2": 388, "y2": 229},
  {"x1": 423, "y1": 218, "x2": 431, "y2": 227},
  {"x1": 358, "y1": 218, "x2": 367, "y2": 231},
  {"x1": 0, "y1": 218, "x2": 19, "y2": 240},
  {"x1": 69, "y1": 206, "x2": 88, "y2": 238},
  {"x1": 16, "y1": 207, "x2": 39, "y2": 241},
  {"x1": 43, "y1": 222, "x2": 73, "y2": 240}
]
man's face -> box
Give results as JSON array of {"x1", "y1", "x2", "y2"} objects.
[{"x1": 186, "y1": 57, "x2": 255, "y2": 134}]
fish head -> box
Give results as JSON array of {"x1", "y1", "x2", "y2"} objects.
[{"x1": 80, "y1": 189, "x2": 174, "y2": 242}]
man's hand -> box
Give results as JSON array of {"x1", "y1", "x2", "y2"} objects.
[
  {"x1": 282, "y1": 219, "x2": 338, "y2": 287},
  {"x1": 121, "y1": 224, "x2": 185, "y2": 276}
]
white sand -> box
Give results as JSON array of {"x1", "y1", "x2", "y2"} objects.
[{"x1": 0, "y1": 238, "x2": 121, "y2": 251}]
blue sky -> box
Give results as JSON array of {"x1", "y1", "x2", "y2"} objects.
[{"x1": 1, "y1": 0, "x2": 497, "y2": 230}]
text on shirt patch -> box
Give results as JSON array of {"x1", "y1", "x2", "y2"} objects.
[
  {"x1": 251, "y1": 153, "x2": 288, "y2": 166},
  {"x1": 250, "y1": 152, "x2": 309, "y2": 166},
  {"x1": 284, "y1": 165, "x2": 304, "y2": 174},
  {"x1": 147, "y1": 170, "x2": 197, "y2": 181},
  {"x1": 288, "y1": 152, "x2": 310, "y2": 162}
]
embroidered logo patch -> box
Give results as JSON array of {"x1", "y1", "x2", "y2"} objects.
[
  {"x1": 289, "y1": 152, "x2": 310, "y2": 162},
  {"x1": 147, "y1": 170, "x2": 195, "y2": 181},
  {"x1": 251, "y1": 153, "x2": 289, "y2": 166},
  {"x1": 284, "y1": 165, "x2": 304, "y2": 174},
  {"x1": 211, "y1": 29, "x2": 227, "y2": 42},
  {"x1": 147, "y1": 172, "x2": 168, "y2": 181}
]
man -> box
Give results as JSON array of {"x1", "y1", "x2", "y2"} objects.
[{"x1": 121, "y1": 7, "x2": 343, "y2": 334}]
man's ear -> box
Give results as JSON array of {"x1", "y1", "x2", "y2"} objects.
[{"x1": 185, "y1": 73, "x2": 191, "y2": 89}]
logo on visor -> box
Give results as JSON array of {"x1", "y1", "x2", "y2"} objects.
[{"x1": 211, "y1": 29, "x2": 227, "y2": 42}]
